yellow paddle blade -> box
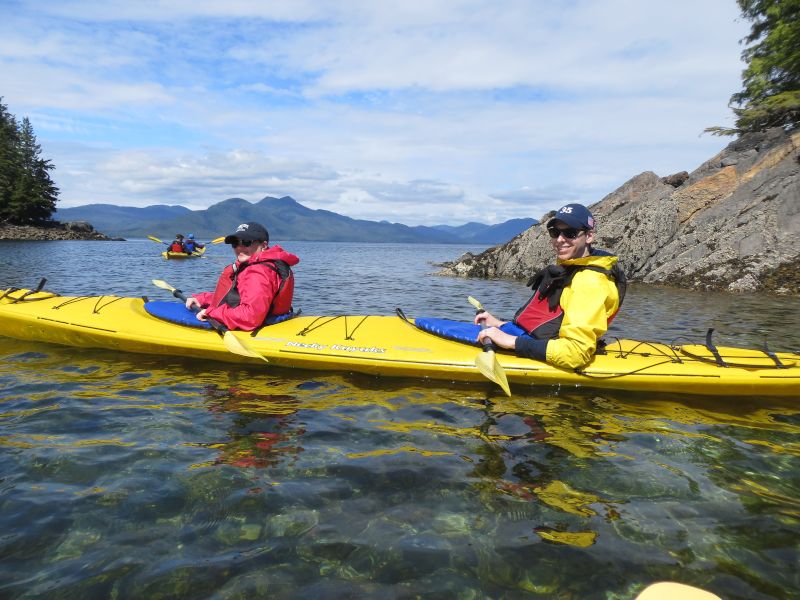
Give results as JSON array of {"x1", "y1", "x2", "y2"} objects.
[
  {"x1": 148, "y1": 235, "x2": 164, "y2": 244},
  {"x1": 222, "y1": 332, "x2": 269, "y2": 362},
  {"x1": 475, "y1": 350, "x2": 511, "y2": 396},
  {"x1": 635, "y1": 582, "x2": 721, "y2": 600},
  {"x1": 467, "y1": 296, "x2": 484, "y2": 312},
  {"x1": 210, "y1": 236, "x2": 225, "y2": 244},
  {"x1": 151, "y1": 279, "x2": 176, "y2": 293}
]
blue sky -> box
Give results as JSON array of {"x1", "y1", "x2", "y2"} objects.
[{"x1": 1, "y1": 0, "x2": 749, "y2": 226}]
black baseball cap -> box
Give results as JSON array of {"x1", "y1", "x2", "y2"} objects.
[{"x1": 224, "y1": 222, "x2": 269, "y2": 244}]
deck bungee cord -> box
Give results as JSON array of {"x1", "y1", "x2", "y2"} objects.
[
  {"x1": 3, "y1": 277, "x2": 49, "y2": 303},
  {"x1": 48, "y1": 295, "x2": 127, "y2": 313},
  {"x1": 294, "y1": 314, "x2": 371, "y2": 341},
  {"x1": 598, "y1": 336, "x2": 683, "y2": 362}
]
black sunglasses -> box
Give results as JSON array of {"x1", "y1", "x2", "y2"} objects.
[
  {"x1": 228, "y1": 238, "x2": 256, "y2": 247},
  {"x1": 547, "y1": 226, "x2": 586, "y2": 240}
]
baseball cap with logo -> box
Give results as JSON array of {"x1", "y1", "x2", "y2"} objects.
[
  {"x1": 547, "y1": 203, "x2": 595, "y2": 230},
  {"x1": 223, "y1": 222, "x2": 269, "y2": 245}
]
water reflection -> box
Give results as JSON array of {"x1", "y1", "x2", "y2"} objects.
[{"x1": 195, "y1": 386, "x2": 305, "y2": 469}]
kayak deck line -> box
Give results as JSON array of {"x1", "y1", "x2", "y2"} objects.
[
  {"x1": 36, "y1": 316, "x2": 118, "y2": 333},
  {"x1": 576, "y1": 367, "x2": 722, "y2": 380}
]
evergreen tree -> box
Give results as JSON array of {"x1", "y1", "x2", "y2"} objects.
[
  {"x1": 9, "y1": 118, "x2": 59, "y2": 224},
  {"x1": 707, "y1": 0, "x2": 800, "y2": 135},
  {"x1": 0, "y1": 99, "x2": 21, "y2": 222},
  {"x1": 0, "y1": 98, "x2": 59, "y2": 224}
]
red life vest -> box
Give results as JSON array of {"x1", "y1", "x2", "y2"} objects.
[
  {"x1": 513, "y1": 262, "x2": 626, "y2": 339},
  {"x1": 210, "y1": 259, "x2": 294, "y2": 319},
  {"x1": 169, "y1": 241, "x2": 185, "y2": 253}
]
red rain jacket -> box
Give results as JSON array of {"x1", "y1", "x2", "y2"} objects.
[{"x1": 192, "y1": 245, "x2": 299, "y2": 331}]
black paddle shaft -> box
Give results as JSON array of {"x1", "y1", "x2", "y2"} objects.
[
  {"x1": 170, "y1": 287, "x2": 188, "y2": 303},
  {"x1": 475, "y1": 307, "x2": 495, "y2": 353},
  {"x1": 170, "y1": 287, "x2": 229, "y2": 335}
]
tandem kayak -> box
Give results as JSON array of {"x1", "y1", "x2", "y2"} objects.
[
  {"x1": 162, "y1": 247, "x2": 206, "y2": 260},
  {"x1": 0, "y1": 285, "x2": 798, "y2": 397}
]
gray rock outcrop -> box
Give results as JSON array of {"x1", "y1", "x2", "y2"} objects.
[
  {"x1": 0, "y1": 221, "x2": 117, "y2": 241},
  {"x1": 437, "y1": 127, "x2": 800, "y2": 295}
]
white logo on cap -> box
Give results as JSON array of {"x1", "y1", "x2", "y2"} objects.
[
  {"x1": 236, "y1": 224, "x2": 249, "y2": 232},
  {"x1": 559, "y1": 206, "x2": 572, "y2": 214}
]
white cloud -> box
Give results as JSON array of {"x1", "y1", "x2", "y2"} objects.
[{"x1": 1, "y1": 0, "x2": 750, "y2": 226}]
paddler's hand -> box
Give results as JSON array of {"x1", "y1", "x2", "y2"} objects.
[
  {"x1": 195, "y1": 308, "x2": 209, "y2": 322},
  {"x1": 185, "y1": 297, "x2": 201, "y2": 311},
  {"x1": 474, "y1": 310, "x2": 505, "y2": 328},
  {"x1": 477, "y1": 327, "x2": 516, "y2": 350}
]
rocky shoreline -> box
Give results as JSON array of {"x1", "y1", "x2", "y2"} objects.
[
  {"x1": 0, "y1": 221, "x2": 119, "y2": 241},
  {"x1": 436, "y1": 127, "x2": 800, "y2": 295}
]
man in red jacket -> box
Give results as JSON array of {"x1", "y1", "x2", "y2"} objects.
[
  {"x1": 185, "y1": 222, "x2": 300, "y2": 331},
  {"x1": 168, "y1": 234, "x2": 188, "y2": 253}
]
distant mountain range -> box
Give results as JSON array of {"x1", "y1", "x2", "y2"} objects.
[{"x1": 54, "y1": 196, "x2": 537, "y2": 244}]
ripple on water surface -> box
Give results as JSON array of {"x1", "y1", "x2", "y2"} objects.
[{"x1": 0, "y1": 241, "x2": 798, "y2": 598}]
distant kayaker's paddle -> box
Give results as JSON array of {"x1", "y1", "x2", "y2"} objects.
[
  {"x1": 150, "y1": 235, "x2": 224, "y2": 245},
  {"x1": 151, "y1": 279, "x2": 268, "y2": 362},
  {"x1": 468, "y1": 296, "x2": 511, "y2": 396}
]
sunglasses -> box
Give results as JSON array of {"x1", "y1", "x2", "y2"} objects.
[
  {"x1": 547, "y1": 226, "x2": 586, "y2": 240},
  {"x1": 228, "y1": 239, "x2": 256, "y2": 247}
]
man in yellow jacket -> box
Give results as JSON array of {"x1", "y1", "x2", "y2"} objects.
[{"x1": 476, "y1": 203, "x2": 624, "y2": 370}]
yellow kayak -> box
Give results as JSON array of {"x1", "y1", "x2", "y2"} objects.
[
  {"x1": 0, "y1": 286, "x2": 797, "y2": 397},
  {"x1": 161, "y1": 247, "x2": 206, "y2": 260}
]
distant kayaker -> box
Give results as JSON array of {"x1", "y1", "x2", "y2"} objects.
[
  {"x1": 185, "y1": 222, "x2": 300, "y2": 331},
  {"x1": 183, "y1": 233, "x2": 204, "y2": 254},
  {"x1": 169, "y1": 234, "x2": 188, "y2": 253},
  {"x1": 475, "y1": 203, "x2": 626, "y2": 370}
]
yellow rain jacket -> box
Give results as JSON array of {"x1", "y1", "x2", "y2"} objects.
[{"x1": 514, "y1": 253, "x2": 622, "y2": 370}]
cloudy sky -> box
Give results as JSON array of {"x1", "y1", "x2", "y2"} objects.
[{"x1": 1, "y1": 0, "x2": 749, "y2": 226}]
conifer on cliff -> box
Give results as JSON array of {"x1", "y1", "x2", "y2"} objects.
[{"x1": 707, "y1": 0, "x2": 800, "y2": 135}]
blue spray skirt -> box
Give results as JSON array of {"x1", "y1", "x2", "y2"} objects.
[
  {"x1": 144, "y1": 301, "x2": 294, "y2": 329},
  {"x1": 413, "y1": 317, "x2": 526, "y2": 346}
]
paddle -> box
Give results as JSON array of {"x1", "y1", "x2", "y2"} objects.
[
  {"x1": 188, "y1": 237, "x2": 223, "y2": 256},
  {"x1": 150, "y1": 235, "x2": 225, "y2": 244},
  {"x1": 467, "y1": 295, "x2": 511, "y2": 396},
  {"x1": 151, "y1": 279, "x2": 268, "y2": 362}
]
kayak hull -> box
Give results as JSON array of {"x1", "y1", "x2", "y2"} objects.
[
  {"x1": 162, "y1": 247, "x2": 206, "y2": 259},
  {"x1": 0, "y1": 288, "x2": 798, "y2": 396}
]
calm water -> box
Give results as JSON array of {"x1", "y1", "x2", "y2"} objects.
[{"x1": 0, "y1": 239, "x2": 798, "y2": 599}]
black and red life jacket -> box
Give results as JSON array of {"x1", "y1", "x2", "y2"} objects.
[
  {"x1": 212, "y1": 259, "x2": 294, "y2": 318},
  {"x1": 513, "y1": 258, "x2": 626, "y2": 340}
]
